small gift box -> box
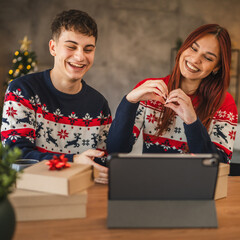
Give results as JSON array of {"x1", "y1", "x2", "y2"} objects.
[
  {"x1": 16, "y1": 160, "x2": 94, "y2": 195},
  {"x1": 214, "y1": 163, "x2": 230, "y2": 200},
  {"x1": 9, "y1": 188, "x2": 87, "y2": 221}
]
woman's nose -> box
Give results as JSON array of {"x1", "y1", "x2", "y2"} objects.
[{"x1": 192, "y1": 53, "x2": 201, "y2": 64}]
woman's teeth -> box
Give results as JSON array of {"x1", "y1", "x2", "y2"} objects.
[{"x1": 186, "y1": 61, "x2": 199, "y2": 72}]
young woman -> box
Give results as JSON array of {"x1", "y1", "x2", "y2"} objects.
[{"x1": 107, "y1": 24, "x2": 238, "y2": 163}]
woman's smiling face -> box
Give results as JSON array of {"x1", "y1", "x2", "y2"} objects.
[{"x1": 179, "y1": 34, "x2": 221, "y2": 82}]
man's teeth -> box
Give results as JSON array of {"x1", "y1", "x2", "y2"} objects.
[
  {"x1": 186, "y1": 61, "x2": 198, "y2": 72},
  {"x1": 70, "y1": 62, "x2": 84, "y2": 68}
]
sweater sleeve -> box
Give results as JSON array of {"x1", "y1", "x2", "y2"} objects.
[
  {"x1": 184, "y1": 93, "x2": 238, "y2": 163},
  {"x1": 1, "y1": 83, "x2": 74, "y2": 162},
  {"x1": 184, "y1": 118, "x2": 228, "y2": 162},
  {"x1": 94, "y1": 99, "x2": 112, "y2": 166},
  {"x1": 95, "y1": 99, "x2": 112, "y2": 151},
  {"x1": 107, "y1": 96, "x2": 143, "y2": 153}
]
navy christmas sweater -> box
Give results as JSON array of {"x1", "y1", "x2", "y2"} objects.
[
  {"x1": 1, "y1": 70, "x2": 112, "y2": 165},
  {"x1": 107, "y1": 76, "x2": 238, "y2": 163}
]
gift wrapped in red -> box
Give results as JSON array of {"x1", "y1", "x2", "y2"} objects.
[{"x1": 45, "y1": 154, "x2": 71, "y2": 170}]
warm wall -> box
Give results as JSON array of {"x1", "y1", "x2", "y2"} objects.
[{"x1": 1, "y1": 0, "x2": 240, "y2": 115}]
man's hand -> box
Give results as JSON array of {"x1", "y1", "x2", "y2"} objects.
[{"x1": 73, "y1": 149, "x2": 108, "y2": 184}]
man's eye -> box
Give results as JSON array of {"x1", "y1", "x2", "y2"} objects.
[
  {"x1": 67, "y1": 46, "x2": 75, "y2": 49},
  {"x1": 84, "y1": 49, "x2": 93, "y2": 53}
]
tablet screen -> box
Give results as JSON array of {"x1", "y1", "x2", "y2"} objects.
[{"x1": 108, "y1": 154, "x2": 219, "y2": 200}]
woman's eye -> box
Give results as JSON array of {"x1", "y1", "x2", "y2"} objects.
[
  {"x1": 205, "y1": 56, "x2": 213, "y2": 62},
  {"x1": 191, "y1": 46, "x2": 197, "y2": 52}
]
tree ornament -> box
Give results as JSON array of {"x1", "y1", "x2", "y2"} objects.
[{"x1": 20, "y1": 36, "x2": 32, "y2": 51}]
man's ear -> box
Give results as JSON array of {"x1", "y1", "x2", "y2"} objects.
[{"x1": 49, "y1": 39, "x2": 56, "y2": 56}]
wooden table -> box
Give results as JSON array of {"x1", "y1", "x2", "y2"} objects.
[{"x1": 14, "y1": 177, "x2": 240, "y2": 240}]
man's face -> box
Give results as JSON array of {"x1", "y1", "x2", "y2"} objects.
[{"x1": 49, "y1": 29, "x2": 96, "y2": 82}]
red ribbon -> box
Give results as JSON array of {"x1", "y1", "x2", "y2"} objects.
[{"x1": 45, "y1": 154, "x2": 71, "y2": 170}]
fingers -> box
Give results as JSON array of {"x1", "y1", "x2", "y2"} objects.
[
  {"x1": 80, "y1": 149, "x2": 108, "y2": 174},
  {"x1": 95, "y1": 178, "x2": 108, "y2": 184},
  {"x1": 164, "y1": 89, "x2": 197, "y2": 124},
  {"x1": 94, "y1": 169, "x2": 108, "y2": 184},
  {"x1": 165, "y1": 89, "x2": 190, "y2": 110},
  {"x1": 73, "y1": 149, "x2": 105, "y2": 165},
  {"x1": 142, "y1": 80, "x2": 168, "y2": 99},
  {"x1": 73, "y1": 150, "x2": 109, "y2": 185},
  {"x1": 148, "y1": 80, "x2": 168, "y2": 96},
  {"x1": 164, "y1": 102, "x2": 178, "y2": 111},
  {"x1": 83, "y1": 149, "x2": 105, "y2": 158},
  {"x1": 127, "y1": 80, "x2": 168, "y2": 103},
  {"x1": 166, "y1": 89, "x2": 185, "y2": 102},
  {"x1": 92, "y1": 162, "x2": 108, "y2": 173}
]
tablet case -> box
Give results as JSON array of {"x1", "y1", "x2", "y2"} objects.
[{"x1": 107, "y1": 153, "x2": 219, "y2": 228}]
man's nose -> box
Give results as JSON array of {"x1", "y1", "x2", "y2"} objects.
[{"x1": 75, "y1": 49, "x2": 85, "y2": 61}]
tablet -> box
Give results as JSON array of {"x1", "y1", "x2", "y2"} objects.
[
  {"x1": 108, "y1": 153, "x2": 219, "y2": 200},
  {"x1": 107, "y1": 153, "x2": 219, "y2": 228}
]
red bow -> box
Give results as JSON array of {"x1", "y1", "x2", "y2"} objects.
[{"x1": 46, "y1": 154, "x2": 70, "y2": 170}]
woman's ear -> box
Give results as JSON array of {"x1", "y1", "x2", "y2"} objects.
[
  {"x1": 212, "y1": 65, "x2": 221, "y2": 75},
  {"x1": 49, "y1": 39, "x2": 56, "y2": 56}
]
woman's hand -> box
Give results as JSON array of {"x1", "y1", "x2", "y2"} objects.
[
  {"x1": 126, "y1": 80, "x2": 168, "y2": 104},
  {"x1": 73, "y1": 149, "x2": 108, "y2": 184},
  {"x1": 165, "y1": 89, "x2": 197, "y2": 125}
]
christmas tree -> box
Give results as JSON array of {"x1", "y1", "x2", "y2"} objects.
[
  {"x1": 0, "y1": 36, "x2": 37, "y2": 128},
  {"x1": 8, "y1": 36, "x2": 37, "y2": 82}
]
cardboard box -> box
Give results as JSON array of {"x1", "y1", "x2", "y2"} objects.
[
  {"x1": 16, "y1": 160, "x2": 94, "y2": 195},
  {"x1": 214, "y1": 163, "x2": 230, "y2": 200},
  {"x1": 9, "y1": 188, "x2": 87, "y2": 221}
]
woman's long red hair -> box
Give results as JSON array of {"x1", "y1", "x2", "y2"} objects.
[{"x1": 157, "y1": 24, "x2": 231, "y2": 136}]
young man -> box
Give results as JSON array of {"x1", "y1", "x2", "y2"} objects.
[{"x1": 1, "y1": 9, "x2": 111, "y2": 184}]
